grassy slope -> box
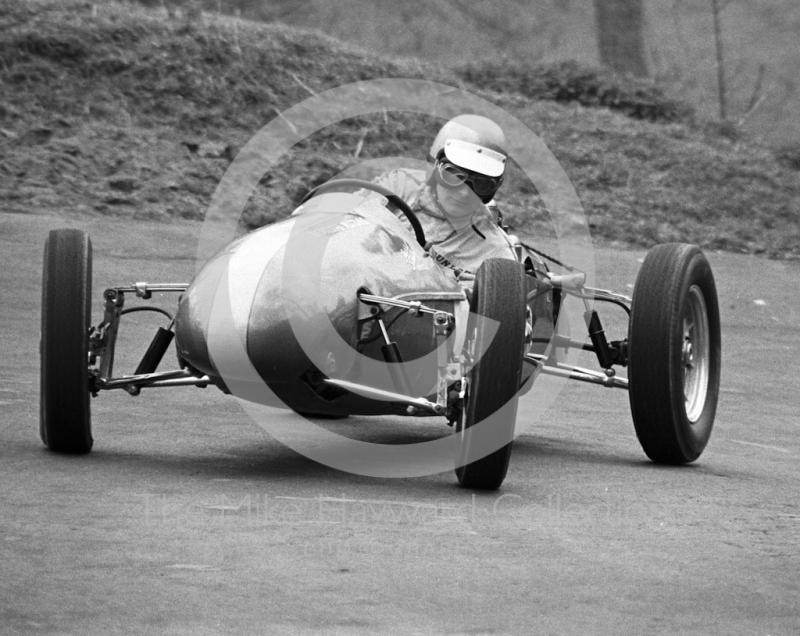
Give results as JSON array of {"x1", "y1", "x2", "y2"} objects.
[
  {"x1": 177, "y1": 0, "x2": 800, "y2": 147},
  {"x1": 1, "y1": 0, "x2": 798, "y2": 258}
]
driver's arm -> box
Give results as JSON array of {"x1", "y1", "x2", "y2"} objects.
[{"x1": 354, "y1": 169, "x2": 424, "y2": 212}]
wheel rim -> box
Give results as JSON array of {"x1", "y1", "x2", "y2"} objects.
[
  {"x1": 523, "y1": 306, "x2": 534, "y2": 354},
  {"x1": 682, "y1": 285, "x2": 710, "y2": 422}
]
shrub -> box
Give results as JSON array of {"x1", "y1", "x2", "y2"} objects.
[
  {"x1": 456, "y1": 59, "x2": 693, "y2": 123},
  {"x1": 775, "y1": 143, "x2": 800, "y2": 171}
]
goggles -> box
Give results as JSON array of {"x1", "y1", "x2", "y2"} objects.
[{"x1": 434, "y1": 161, "x2": 503, "y2": 198}]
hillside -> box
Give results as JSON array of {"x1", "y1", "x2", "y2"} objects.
[
  {"x1": 1, "y1": 0, "x2": 798, "y2": 258},
  {"x1": 160, "y1": 0, "x2": 800, "y2": 148}
]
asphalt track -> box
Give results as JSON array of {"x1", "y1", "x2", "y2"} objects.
[{"x1": 1, "y1": 212, "x2": 798, "y2": 635}]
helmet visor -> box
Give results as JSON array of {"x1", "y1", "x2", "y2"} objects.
[{"x1": 443, "y1": 139, "x2": 506, "y2": 177}]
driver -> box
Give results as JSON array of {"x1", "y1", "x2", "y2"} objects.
[{"x1": 358, "y1": 114, "x2": 517, "y2": 283}]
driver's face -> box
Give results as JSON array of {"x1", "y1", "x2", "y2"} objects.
[{"x1": 435, "y1": 182, "x2": 481, "y2": 228}]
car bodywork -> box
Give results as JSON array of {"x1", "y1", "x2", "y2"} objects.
[{"x1": 41, "y1": 179, "x2": 721, "y2": 488}]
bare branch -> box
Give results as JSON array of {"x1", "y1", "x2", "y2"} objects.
[
  {"x1": 745, "y1": 63, "x2": 767, "y2": 114},
  {"x1": 739, "y1": 68, "x2": 774, "y2": 126},
  {"x1": 737, "y1": 93, "x2": 768, "y2": 126},
  {"x1": 290, "y1": 73, "x2": 315, "y2": 97}
]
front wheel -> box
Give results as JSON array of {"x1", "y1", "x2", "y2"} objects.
[
  {"x1": 628, "y1": 243, "x2": 721, "y2": 464},
  {"x1": 456, "y1": 259, "x2": 527, "y2": 489},
  {"x1": 40, "y1": 229, "x2": 93, "y2": 453}
]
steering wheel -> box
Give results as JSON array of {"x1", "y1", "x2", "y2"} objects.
[{"x1": 300, "y1": 179, "x2": 427, "y2": 249}]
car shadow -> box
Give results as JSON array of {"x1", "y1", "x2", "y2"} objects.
[{"x1": 25, "y1": 412, "x2": 742, "y2": 495}]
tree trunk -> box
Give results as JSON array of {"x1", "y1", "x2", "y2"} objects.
[{"x1": 593, "y1": 0, "x2": 650, "y2": 78}]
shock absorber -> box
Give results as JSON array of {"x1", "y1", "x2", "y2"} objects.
[
  {"x1": 134, "y1": 321, "x2": 175, "y2": 376},
  {"x1": 584, "y1": 309, "x2": 613, "y2": 370},
  {"x1": 377, "y1": 317, "x2": 415, "y2": 397}
]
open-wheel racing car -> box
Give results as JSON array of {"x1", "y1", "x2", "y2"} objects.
[{"x1": 40, "y1": 178, "x2": 722, "y2": 489}]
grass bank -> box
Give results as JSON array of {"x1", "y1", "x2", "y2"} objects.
[{"x1": 1, "y1": 0, "x2": 798, "y2": 258}]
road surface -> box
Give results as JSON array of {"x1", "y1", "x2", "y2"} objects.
[{"x1": 1, "y1": 212, "x2": 798, "y2": 635}]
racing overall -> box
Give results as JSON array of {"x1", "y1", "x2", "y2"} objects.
[{"x1": 359, "y1": 168, "x2": 517, "y2": 277}]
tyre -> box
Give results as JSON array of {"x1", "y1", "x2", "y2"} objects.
[
  {"x1": 40, "y1": 229, "x2": 93, "y2": 453},
  {"x1": 456, "y1": 259, "x2": 527, "y2": 489},
  {"x1": 628, "y1": 243, "x2": 721, "y2": 464}
]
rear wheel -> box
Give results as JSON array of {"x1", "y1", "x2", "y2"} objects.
[
  {"x1": 628, "y1": 243, "x2": 720, "y2": 464},
  {"x1": 40, "y1": 229, "x2": 93, "y2": 453},
  {"x1": 456, "y1": 259, "x2": 527, "y2": 489}
]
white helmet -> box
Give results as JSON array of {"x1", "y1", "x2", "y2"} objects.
[{"x1": 428, "y1": 114, "x2": 508, "y2": 178}]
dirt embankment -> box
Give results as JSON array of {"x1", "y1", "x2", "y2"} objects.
[{"x1": 1, "y1": 0, "x2": 798, "y2": 257}]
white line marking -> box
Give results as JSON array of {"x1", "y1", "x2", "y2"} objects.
[
  {"x1": 275, "y1": 495, "x2": 458, "y2": 510},
  {"x1": 730, "y1": 439, "x2": 791, "y2": 454},
  {"x1": 165, "y1": 564, "x2": 219, "y2": 571},
  {"x1": 202, "y1": 505, "x2": 246, "y2": 511}
]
